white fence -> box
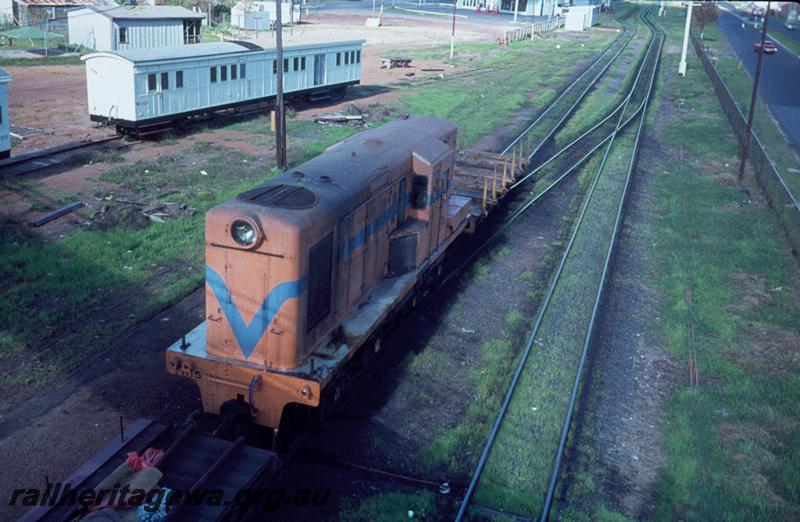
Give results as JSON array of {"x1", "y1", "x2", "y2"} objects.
[{"x1": 500, "y1": 17, "x2": 563, "y2": 46}]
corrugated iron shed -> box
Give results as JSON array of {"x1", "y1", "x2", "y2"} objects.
[{"x1": 84, "y1": 5, "x2": 204, "y2": 20}]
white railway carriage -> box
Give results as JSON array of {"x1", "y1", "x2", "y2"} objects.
[{"x1": 82, "y1": 40, "x2": 364, "y2": 132}]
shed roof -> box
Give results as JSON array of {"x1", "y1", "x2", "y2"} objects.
[
  {"x1": 16, "y1": 0, "x2": 103, "y2": 6},
  {"x1": 82, "y1": 5, "x2": 204, "y2": 20},
  {"x1": 82, "y1": 42, "x2": 253, "y2": 64},
  {"x1": 0, "y1": 68, "x2": 11, "y2": 83}
]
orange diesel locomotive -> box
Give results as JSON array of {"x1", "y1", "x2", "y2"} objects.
[{"x1": 167, "y1": 116, "x2": 472, "y2": 438}]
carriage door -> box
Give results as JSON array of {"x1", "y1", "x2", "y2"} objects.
[{"x1": 313, "y1": 54, "x2": 325, "y2": 86}]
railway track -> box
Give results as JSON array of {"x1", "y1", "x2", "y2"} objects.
[
  {"x1": 0, "y1": 136, "x2": 125, "y2": 178},
  {"x1": 455, "y1": 8, "x2": 663, "y2": 520},
  {"x1": 12, "y1": 10, "x2": 659, "y2": 520}
]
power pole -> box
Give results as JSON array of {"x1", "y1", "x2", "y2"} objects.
[
  {"x1": 450, "y1": 0, "x2": 456, "y2": 60},
  {"x1": 678, "y1": 1, "x2": 693, "y2": 76},
  {"x1": 275, "y1": 0, "x2": 287, "y2": 169},
  {"x1": 738, "y1": 1, "x2": 770, "y2": 182},
  {"x1": 513, "y1": 0, "x2": 519, "y2": 22}
]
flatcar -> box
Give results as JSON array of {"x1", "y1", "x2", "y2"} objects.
[
  {"x1": 82, "y1": 40, "x2": 364, "y2": 134},
  {"x1": 166, "y1": 116, "x2": 474, "y2": 441}
]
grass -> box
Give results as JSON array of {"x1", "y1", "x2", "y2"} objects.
[
  {"x1": 648, "y1": 19, "x2": 800, "y2": 516},
  {"x1": 0, "y1": 117, "x2": 360, "y2": 401},
  {"x1": 338, "y1": 490, "x2": 436, "y2": 522},
  {"x1": 561, "y1": 8, "x2": 800, "y2": 519},
  {"x1": 394, "y1": 31, "x2": 618, "y2": 149},
  {"x1": 0, "y1": 55, "x2": 82, "y2": 67}
]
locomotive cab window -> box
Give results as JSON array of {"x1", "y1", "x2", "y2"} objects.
[
  {"x1": 147, "y1": 73, "x2": 156, "y2": 92},
  {"x1": 307, "y1": 234, "x2": 333, "y2": 332},
  {"x1": 176, "y1": 70, "x2": 183, "y2": 88},
  {"x1": 411, "y1": 175, "x2": 428, "y2": 210}
]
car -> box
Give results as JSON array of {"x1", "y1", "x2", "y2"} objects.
[{"x1": 753, "y1": 40, "x2": 778, "y2": 54}]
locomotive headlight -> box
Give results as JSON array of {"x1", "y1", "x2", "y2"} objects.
[{"x1": 231, "y1": 219, "x2": 257, "y2": 247}]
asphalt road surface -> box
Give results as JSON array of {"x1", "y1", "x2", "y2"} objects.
[{"x1": 717, "y1": 8, "x2": 800, "y2": 155}]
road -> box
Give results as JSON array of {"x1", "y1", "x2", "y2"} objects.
[
  {"x1": 724, "y1": 2, "x2": 800, "y2": 45},
  {"x1": 716, "y1": 8, "x2": 800, "y2": 154}
]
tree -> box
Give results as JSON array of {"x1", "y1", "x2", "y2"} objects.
[{"x1": 693, "y1": 2, "x2": 720, "y2": 40}]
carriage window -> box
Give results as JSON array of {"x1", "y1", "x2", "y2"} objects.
[
  {"x1": 221, "y1": 65, "x2": 227, "y2": 81},
  {"x1": 307, "y1": 234, "x2": 333, "y2": 332},
  {"x1": 231, "y1": 64, "x2": 237, "y2": 80},
  {"x1": 176, "y1": 70, "x2": 183, "y2": 88},
  {"x1": 283, "y1": 58, "x2": 288, "y2": 72},
  {"x1": 240, "y1": 63, "x2": 246, "y2": 78},
  {"x1": 160, "y1": 72, "x2": 168, "y2": 90},
  {"x1": 344, "y1": 52, "x2": 349, "y2": 65},
  {"x1": 119, "y1": 27, "x2": 127, "y2": 44},
  {"x1": 147, "y1": 73, "x2": 156, "y2": 92},
  {"x1": 272, "y1": 60, "x2": 277, "y2": 74},
  {"x1": 210, "y1": 67, "x2": 217, "y2": 83},
  {"x1": 357, "y1": 50, "x2": 361, "y2": 63},
  {"x1": 336, "y1": 52, "x2": 341, "y2": 66},
  {"x1": 351, "y1": 51, "x2": 356, "y2": 63},
  {"x1": 301, "y1": 56, "x2": 306, "y2": 70},
  {"x1": 411, "y1": 175, "x2": 428, "y2": 210},
  {"x1": 293, "y1": 57, "x2": 299, "y2": 71}
]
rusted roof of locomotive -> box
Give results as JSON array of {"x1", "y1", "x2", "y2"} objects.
[{"x1": 230, "y1": 116, "x2": 455, "y2": 226}]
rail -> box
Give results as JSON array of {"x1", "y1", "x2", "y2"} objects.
[
  {"x1": 690, "y1": 33, "x2": 800, "y2": 254},
  {"x1": 454, "y1": 8, "x2": 663, "y2": 520}
]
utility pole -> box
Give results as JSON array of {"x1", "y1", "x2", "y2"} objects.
[
  {"x1": 513, "y1": 0, "x2": 520, "y2": 22},
  {"x1": 44, "y1": 18, "x2": 49, "y2": 58},
  {"x1": 678, "y1": 1, "x2": 693, "y2": 76},
  {"x1": 739, "y1": 1, "x2": 770, "y2": 182},
  {"x1": 275, "y1": 0, "x2": 287, "y2": 169},
  {"x1": 450, "y1": 0, "x2": 456, "y2": 60}
]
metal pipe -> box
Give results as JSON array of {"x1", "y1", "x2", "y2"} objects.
[
  {"x1": 275, "y1": 0, "x2": 287, "y2": 169},
  {"x1": 678, "y1": 1, "x2": 692, "y2": 76}
]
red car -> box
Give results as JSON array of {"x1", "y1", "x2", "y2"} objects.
[{"x1": 753, "y1": 40, "x2": 778, "y2": 54}]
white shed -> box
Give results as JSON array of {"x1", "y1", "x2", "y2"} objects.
[
  {"x1": 0, "y1": 68, "x2": 11, "y2": 160},
  {"x1": 563, "y1": 5, "x2": 595, "y2": 31},
  {"x1": 68, "y1": 5, "x2": 204, "y2": 51},
  {"x1": 231, "y1": 0, "x2": 300, "y2": 30}
]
